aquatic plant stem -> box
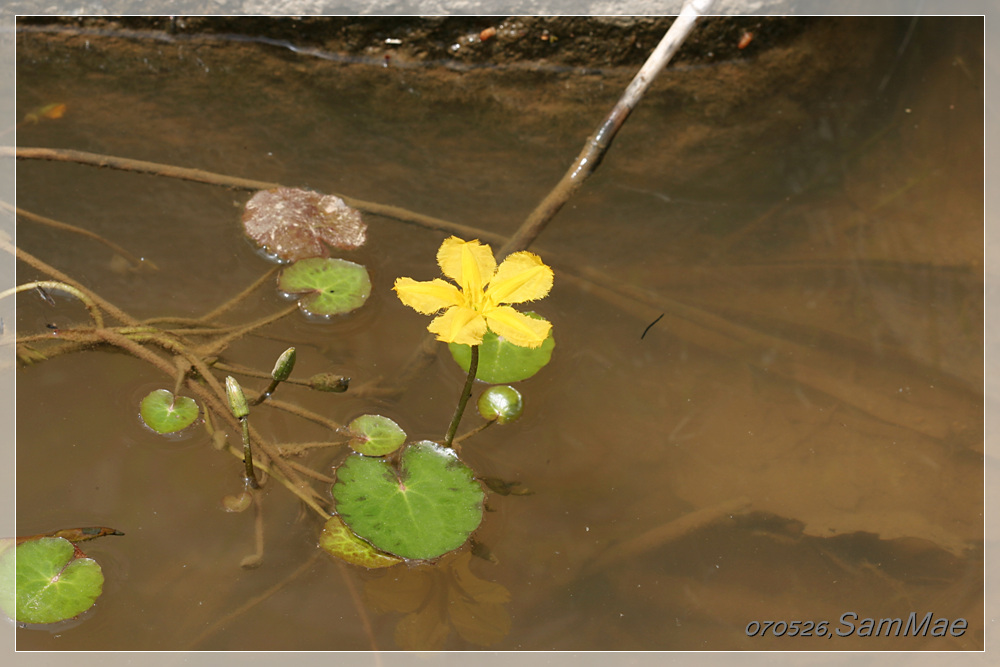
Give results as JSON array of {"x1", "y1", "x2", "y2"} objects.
[
  {"x1": 197, "y1": 303, "x2": 299, "y2": 357},
  {"x1": 225, "y1": 376, "x2": 261, "y2": 489},
  {"x1": 2, "y1": 240, "x2": 140, "y2": 326},
  {"x1": 90, "y1": 326, "x2": 310, "y2": 488},
  {"x1": 211, "y1": 360, "x2": 314, "y2": 388},
  {"x1": 282, "y1": 459, "x2": 335, "y2": 484},
  {"x1": 0, "y1": 280, "x2": 105, "y2": 328},
  {"x1": 262, "y1": 398, "x2": 343, "y2": 432},
  {"x1": 498, "y1": 0, "x2": 714, "y2": 259},
  {"x1": 443, "y1": 345, "x2": 479, "y2": 448},
  {"x1": 452, "y1": 419, "x2": 495, "y2": 447},
  {"x1": 197, "y1": 265, "x2": 280, "y2": 323},
  {"x1": 220, "y1": 441, "x2": 330, "y2": 519},
  {"x1": 8, "y1": 146, "x2": 500, "y2": 244},
  {"x1": 240, "y1": 488, "x2": 265, "y2": 569},
  {"x1": 240, "y1": 418, "x2": 260, "y2": 489},
  {"x1": 5, "y1": 202, "x2": 153, "y2": 270},
  {"x1": 250, "y1": 378, "x2": 281, "y2": 406}
]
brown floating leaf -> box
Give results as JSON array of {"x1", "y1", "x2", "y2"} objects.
[{"x1": 242, "y1": 187, "x2": 366, "y2": 262}]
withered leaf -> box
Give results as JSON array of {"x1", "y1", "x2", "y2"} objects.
[{"x1": 242, "y1": 187, "x2": 366, "y2": 262}]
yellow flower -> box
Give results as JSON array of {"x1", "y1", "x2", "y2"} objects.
[{"x1": 393, "y1": 237, "x2": 553, "y2": 348}]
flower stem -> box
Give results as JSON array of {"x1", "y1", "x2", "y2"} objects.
[
  {"x1": 241, "y1": 418, "x2": 260, "y2": 489},
  {"x1": 443, "y1": 345, "x2": 479, "y2": 448}
]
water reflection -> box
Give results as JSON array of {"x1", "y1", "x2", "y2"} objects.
[{"x1": 364, "y1": 551, "x2": 511, "y2": 650}]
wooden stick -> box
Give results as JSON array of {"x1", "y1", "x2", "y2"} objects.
[{"x1": 498, "y1": 0, "x2": 715, "y2": 259}]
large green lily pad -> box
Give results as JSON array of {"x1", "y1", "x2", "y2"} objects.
[
  {"x1": 0, "y1": 537, "x2": 104, "y2": 624},
  {"x1": 139, "y1": 389, "x2": 199, "y2": 434},
  {"x1": 347, "y1": 414, "x2": 407, "y2": 456},
  {"x1": 449, "y1": 313, "x2": 555, "y2": 383},
  {"x1": 333, "y1": 441, "x2": 485, "y2": 561},
  {"x1": 278, "y1": 257, "x2": 371, "y2": 317}
]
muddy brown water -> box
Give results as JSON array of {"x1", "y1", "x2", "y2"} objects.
[{"x1": 12, "y1": 17, "x2": 983, "y2": 650}]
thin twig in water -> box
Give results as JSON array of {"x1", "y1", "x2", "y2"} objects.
[
  {"x1": 7, "y1": 146, "x2": 504, "y2": 245},
  {"x1": 262, "y1": 397, "x2": 344, "y2": 433},
  {"x1": 197, "y1": 303, "x2": 300, "y2": 357},
  {"x1": 0, "y1": 280, "x2": 105, "y2": 328},
  {"x1": 498, "y1": 0, "x2": 714, "y2": 259},
  {"x1": 3, "y1": 239, "x2": 140, "y2": 326},
  {"x1": 277, "y1": 440, "x2": 349, "y2": 456},
  {"x1": 198, "y1": 265, "x2": 280, "y2": 323},
  {"x1": 283, "y1": 458, "x2": 336, "y2": 484},
  {"x1": 4, "y1": 202, "x2": 154, "y2": 270},
  {"x1": 640, "y1": 313, "x2": 665, "y2": 339}
]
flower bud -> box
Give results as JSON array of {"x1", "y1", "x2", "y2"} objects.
[
  {"x1": 271, "y1": 347, "x2": 296, "y2": 382},
  {"x1": 309, "y1": 373, "x2": 350, "y2": 393},
  {"x1": 225, "y1": 375, "x2": 249, "y2": 419}
]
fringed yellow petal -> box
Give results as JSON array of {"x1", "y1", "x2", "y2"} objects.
[
  {"x1": 485, "y1": 306, "x2": 552, "y2": 348},
  {"x1": 486, "y1": 252, "x2": 554, "y2": 305},
  {"x1": 393, "y1": 277, "x2": 464, "y2": 314},
  {"x1": 437, "y1": 237, "x2": 495, "y2": 298},
  {"x1": 428, "y1": 307, "x2": 488, "y2": 345}
]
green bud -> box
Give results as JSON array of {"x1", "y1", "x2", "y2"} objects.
[
  {"x1": 309, "y1": 373, "x2": 350, "y2": 393},
  {"x1": 477, "y1": 385, "x2": 524, "y2": 425},
  {"x1": 271, "y1": 347, "x2": 296, "y2": 382},
  {"x1": 225, "y1": 375, "x2": 249, "y2": 419}
]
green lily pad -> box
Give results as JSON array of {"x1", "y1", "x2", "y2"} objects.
[
  {"x1": 140, "y1": 389, "x2": 199, "y2": 434},
  {"x1": 0, "y1": 537, "x2": 104, "y2": 624},
  {"x1": 318, "y1": 515, "x2": 403, "y2": 569},
  {"x1": 477, "y1": 385, "x2": 524, "y2": 424},
  {"x1": 347, "y1": 414, "x2": 407, "y2": 456},
  {"x1": 278, "y1": 257, "x2": 371, "y2": 317},
  {"x1": 333, "y1": 441, "x2": 485, "y2": 561},
  {"x1": 449, "y1": 313, "x2": 555, "y2": 383}
]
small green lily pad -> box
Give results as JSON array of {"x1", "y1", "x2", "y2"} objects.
[
  {"x1": 0, "y1": 537, "x2": 104, "y2": 625},
  {"x1": 333, "y1": 441, "x2": 485, "y2": 561},
  {"x1": 278, "y1": 257, "x2": 371, "y2": 317},
  {"x1": 140, "y1": 389, "x2": 199, "y2": 434},
  {"x1": 477, "y1": 385, "x2": 524, "y2": 424},
  {"x1": 449, "y1": 313, "x2": 555, "y2": 383},
  {"x1": 347, "y1": 414, "x2": 407, "y2": 456},
  {"x1": 319, "y1": 515, "x2": 403, "y2": 569}
]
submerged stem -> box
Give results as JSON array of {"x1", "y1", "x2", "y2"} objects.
[
  {"x1": 6, "y1": 202, "x2": 153, "y2": 270},
  {"x1": 241, "y1": 418, "x2": 260, "y2": 489},
  {"x1": 443, "y1": 345, "x2": 479, "y2": 448},
  {"x1": 3, "y1": 240, "x2": 140, "y2": 326},
  {"x1": 198, "y1": 303, "x2": 298, "y2": 357},
  {"x1": 452, "y1": 418, "x2": 496, "y2": 447},
  {"x1": 0, "y1": 280, "x2": 105, "y2": 328},
  {"x1": 199, "y1": 266, "x2": 280, "y2": 323}
]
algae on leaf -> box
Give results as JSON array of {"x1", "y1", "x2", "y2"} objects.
[{"x1": 242, "y1": 187, "x2": 366, "y2": 262}]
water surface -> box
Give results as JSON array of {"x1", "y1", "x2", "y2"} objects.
[{"x1": 13, "y1": 17, "x2": 983, "y2": 650}]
